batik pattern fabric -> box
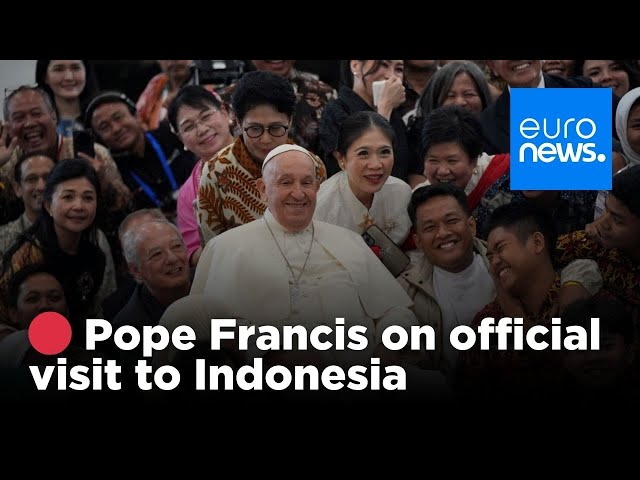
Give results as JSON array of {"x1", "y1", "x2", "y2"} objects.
[
  {"x1": 456, "y1": 275, "x2": 563, "y2": 401},
  {"x1": 197, "y1": 138, "x2": 263, "y2": 244},
  {"x1": 0, "y1": 213, "x2": 32, "y2": 254},
  {"x1": 556, "y1": 230, "x2": 640, "y2": 307},
  {"x1": 197, "y1": 137, "x2": 327, "y2": 244}
]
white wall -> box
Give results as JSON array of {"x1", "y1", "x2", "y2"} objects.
[{"x1": 0, "y1": 60, "x2": 37, "y2": 120}]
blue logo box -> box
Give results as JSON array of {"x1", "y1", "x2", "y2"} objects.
[{"x1": 510, "y1": 88, "x2": 612, "y2": 190}]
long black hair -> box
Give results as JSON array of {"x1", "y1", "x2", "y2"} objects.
[
  {"x1": 2, "y1": 158, "x2": 103, "y2": 274},
  {"x1": 35, "y1": 60, "x2": 100, "y2": 127}
]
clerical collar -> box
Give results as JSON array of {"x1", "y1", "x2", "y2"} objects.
[{"x1": 263, "y1": 208, "x2": 314, "y2": 236}]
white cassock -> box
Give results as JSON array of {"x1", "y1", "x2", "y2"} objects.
[
  {"x1": 314, "y1": 172, "x2": 412, "y2": 245},
  {"x1": 157, "y1": 209, "x2": 418, "y2": 367}
]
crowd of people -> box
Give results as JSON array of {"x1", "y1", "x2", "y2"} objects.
[{"x1": 0, "y1": 59, "x2": 639, "y2": 407}]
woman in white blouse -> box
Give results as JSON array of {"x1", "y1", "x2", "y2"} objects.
[{"x1": 314, "y1": 111, "x2": 412, "y2": 245}]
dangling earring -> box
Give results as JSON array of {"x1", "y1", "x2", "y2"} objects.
[{"x1": 184, "y1": 145, "x2": 188, "y2": 151}]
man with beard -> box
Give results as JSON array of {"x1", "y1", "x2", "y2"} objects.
[{"x1": 0, "y1": 151, "x2": 54, "y2": 252}]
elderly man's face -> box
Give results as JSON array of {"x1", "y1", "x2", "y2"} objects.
[
  {"x1": 6, "y1": 89, "x2": 58, "y2": 154},
  {"x1": 258, "y1": 152, "x2": 319, "y2": 232},
  {"x1": 130, "y1": 222, "x2": 190, "y2": 293}
]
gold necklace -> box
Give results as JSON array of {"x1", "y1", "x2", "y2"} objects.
[{"x1": 264, "y1": 217, "x2": 314, "y2": 297}]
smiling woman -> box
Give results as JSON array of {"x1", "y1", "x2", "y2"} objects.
[
  {"x1": 196, "y1": 71, "x2": 326, "y2": 245},
  {"x1": 0, "y1": 159, "x2": 116, "y2": 343},
  {"x1": 415, "y1": 105, "x2": 510, "y2": 216},
  {"x1": 167, "y1": 85, "x2": 234, "y2": 267},
  {"x1": 314, "y1": 111, "x2": 412, "y2": 246},
  {"x1": 35, "y1": 60, "x2": 100, "y2": 138}
]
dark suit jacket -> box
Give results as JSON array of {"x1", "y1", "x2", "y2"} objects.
[
  {"x1": 479, "y1": 74, "x2": 618, "y2": 155},
  {"x1": 111, "y1": 283, "x2": 166, "y2": 373}
]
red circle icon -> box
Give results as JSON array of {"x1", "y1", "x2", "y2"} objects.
[{"x1": 28, "y1": 312, "x2": 72, "y2": 355}]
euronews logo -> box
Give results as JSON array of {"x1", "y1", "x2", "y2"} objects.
[{"x1": 511, "y1": 88, "x2": 612, "y2": 190}]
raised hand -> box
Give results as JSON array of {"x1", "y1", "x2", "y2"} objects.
[
  {"x1": 376, "y1": 76, "x2": 406, "y2": 120},
  {"x1": 584, "y1": 217, "x2": 606, "y2": 245},
  {"x1": 0, "y1": 122, "x2": 18, "y2": 169},
  {"x1": 76, "y1": 151, "x2": 107, "y2": 190}
]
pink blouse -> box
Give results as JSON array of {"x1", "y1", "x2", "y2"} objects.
[{"x1": 177, "y1": 160, "x2": 203, "y2": 260}]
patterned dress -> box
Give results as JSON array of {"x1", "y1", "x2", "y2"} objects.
[
  {"x1": 197, "y1": 137, "x2": 326, "y2": 244},
  {"x1": 556, "y1": 230, "x2": 640, "y2": 307}
]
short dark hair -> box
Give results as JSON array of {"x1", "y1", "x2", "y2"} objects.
[
  {"x1": 575, "y1": 60, "x2": 640, "y2": 91},
  {"x1": 231, "y1": 71, "x2": 296, "y2": 122},
  {"x1": 14, "y1": 150, "x2": 54, "y2": 183},
  {"x1": 167, "y1": 85, "x2": 224, "y2": 134},
  {"x1": 611, "y1": 165, "x2": 640, "y2": 219},
  {"x1": 420, "y1": 105, "x2": 483, "y2": 160},
  {"x1": 84, "y1": 90, "x2": 137, "y2": 127},
  {"x1": 7, "y1": 264, "x2": 63, "y2": 308},
  {"x1": 486, "y1": 202, "x2": 557, "y2": 263},
  {"x1": 335, "y1": 111, "x2": 395, "y2": 155},
  {"x1": 408, "y1": 183, "x2": 470, "y2": 226}
]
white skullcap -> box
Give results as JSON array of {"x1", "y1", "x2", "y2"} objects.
[{"x1": 261, "y1": 144, "x2": 317, "y2": 172}]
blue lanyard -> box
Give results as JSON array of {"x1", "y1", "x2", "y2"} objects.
[
  {"x1": 130, "y1": 133, "x2": 179, "y2": 207},
  {"x1": 146, "y1": 132, "x2": 178, "y2": 190}
]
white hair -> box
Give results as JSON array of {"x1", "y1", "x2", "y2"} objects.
[{"x1": 121, "y1": 220, "x2": 183, "y2": 267}]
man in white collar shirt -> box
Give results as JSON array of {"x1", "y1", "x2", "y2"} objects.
[
  {"x1": 398, "y1": 183, "x2": 603, "y2": 385},
  {"x1": 161, "y1": 144, "x2": 419, "y2": 369}
]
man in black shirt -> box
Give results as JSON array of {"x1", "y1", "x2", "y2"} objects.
[{"x1": 85, "y1": 91, "x2": 196, "y2": 220}]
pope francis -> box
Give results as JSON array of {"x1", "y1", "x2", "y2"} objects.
[{"x1": 158, "y1": 144, "x2": 419, "y2": 368}]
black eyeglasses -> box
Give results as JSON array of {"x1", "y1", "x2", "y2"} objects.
[{"x1": 243, "y1": 124, "x2": 289, "y2": 139}]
